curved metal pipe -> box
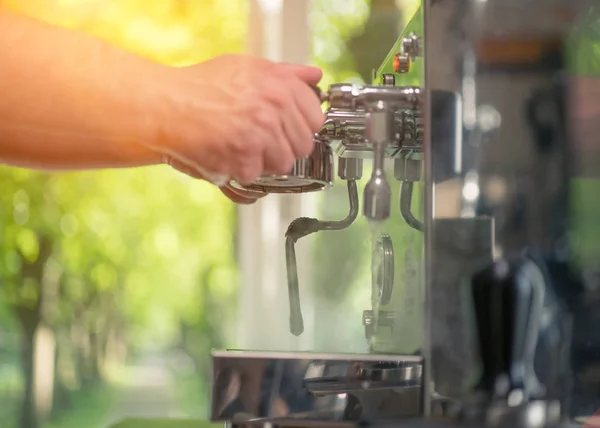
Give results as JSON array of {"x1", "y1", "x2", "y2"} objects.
[
  {"x1": 400, "y1": 181, "x2": 424, "y2": 232},
  {"x1": 285, "y1": 180, "x2": 359, "y2": 336}
]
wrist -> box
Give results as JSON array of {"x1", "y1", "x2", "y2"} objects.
[{"x1": 139, "y1": 64, "x2": 218, "y2": 169}]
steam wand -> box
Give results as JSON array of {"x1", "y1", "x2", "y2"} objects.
[{"x1": 285, "y1": 169, "x2": 360, "y2": 336}]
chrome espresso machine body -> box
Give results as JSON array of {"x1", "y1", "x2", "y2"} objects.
[{"x1": 212, "y1": 1, "x2": 600, "y2": 427}]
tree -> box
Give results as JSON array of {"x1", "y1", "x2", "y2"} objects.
[{"x1": 0, "y1": 1, "x2": 245, "y2": 427}]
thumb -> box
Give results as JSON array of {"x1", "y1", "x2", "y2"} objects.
[{"x1": 280, "y1": 63, "x2": 323, "y2": 86}]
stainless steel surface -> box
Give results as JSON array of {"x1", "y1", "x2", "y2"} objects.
[
  {"x1": 395, "y1": 157, "x2": 422, "y2": 182},
  {"x1": 212, "y1": 2, "x2": 600, "y2": 428},
  {"x1": 321, "y1": 105, "x2": 423, "y2": 159},
  {"x1": 363, "y1": 107, "x2": 394, "y2": 221},
  {"x1": 396, "y1": 157, "x2": 423, "y2": 232},
  {"x1": 399, "y1": 181, "x2": 423, "y2": 232},
  {"x1": 306, "y1": 86, "x2": 425, "y2": 162},
  {"x1": 424, "y1": 0, "x2": 593, "y2": 425},
  {"x1": 211, "y1": 351, "x2": 423, "y2": 423},
  {"x1": 327, "y1": 84, "x2": 423, "y2": 111},
  {"x1": 338, "y1": 158, "x2": 363, "y2": 181},
  {"x1": 230, "y1": 139, "x2": 334, "y2": 194},
  {"x1": 427, "y1": 218, "x2": 495, "y2": 401},
  {"x1": 231, "y1": 84, "x2": 424, "y2": 194}
]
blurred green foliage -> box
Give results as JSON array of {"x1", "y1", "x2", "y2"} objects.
[{"x1": 0, "y1": 1, "x2": 245, "y2": 428}]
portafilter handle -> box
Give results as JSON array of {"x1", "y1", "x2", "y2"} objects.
[{"x1": 311, "y1": 86, "x2": 329, "y2": 104}]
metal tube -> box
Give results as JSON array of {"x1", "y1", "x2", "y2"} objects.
[
  {"x1": 400, "y1": 181, "x2": 424, "y2": 232},
  {"x1": 327, "y1": 84, "x2": 424, "y2": 110},
  {"x1": 285, "y1": 180, "x2": 359, "y2": 336}
]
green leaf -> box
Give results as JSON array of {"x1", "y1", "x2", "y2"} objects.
[{"x1": 15, "y1": 228, "x2": 39, "y2": 263}]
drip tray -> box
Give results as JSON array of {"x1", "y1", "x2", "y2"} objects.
[{"x1": 211, "y1": 350, "x2": 423, "y2": 424}]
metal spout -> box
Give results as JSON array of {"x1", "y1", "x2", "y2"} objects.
[
  {"x1": 364, "y1": 166, "x2": 391, "y2": 222},
  {"x1": 363, "y1": 107, "x2": 394, "y2": 222}
]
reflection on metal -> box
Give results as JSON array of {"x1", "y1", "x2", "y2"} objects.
[
  {"x1": 211, "y1": 351, "x2": 423, "y2": 424},
  {"x1": 230, "y1": 140, "x2": 334, "y2": 194},
  {"x1": 400, "y1": 182, "x2": 423, "y2": 232},
  {"x1": 363, "y1": 107, "x2": 395, "y2": 221},
  {"x1": 233, "y1": 84, "x2": 424, "y2": 196},
  {"x1": 426, "y1": 0, "x2": 589, "y2": 426},
  {"x1": 212, "y1": 1, "x2": 600, "y2": 427},
  {"x1": 395, "y1": 157, "x2": 423, "y2": 231}
]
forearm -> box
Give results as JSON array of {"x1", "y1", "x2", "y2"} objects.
[{"x1": 0, "y1": 9, "x2": 166, "y2": 170}]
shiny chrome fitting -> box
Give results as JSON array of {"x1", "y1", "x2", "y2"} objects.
[{"x1": 229, "y1": 140, "x2": 334, "y2": 194}]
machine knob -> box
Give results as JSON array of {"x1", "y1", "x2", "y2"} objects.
[
  {"x1": 393, "y1": 54, "x2": 410, "y2": 74},
  {"x1": 381, "y1": 73, "x2": 396, "y2": 86}
]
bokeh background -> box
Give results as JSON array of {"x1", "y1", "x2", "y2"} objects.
[
  {"x1": 0, "y1": 1, "x2": 421, "y2": 427},
  {"x1": 1, "y1": 1, "x2": 600, "y2": 428}
]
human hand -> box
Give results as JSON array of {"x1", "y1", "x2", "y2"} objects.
[
  {"x1": 150, "y1": 54, "x2": 325, "y2": 188},
  {"x1": 167, "y1": 158, "x2": 265, "y2": 204}
]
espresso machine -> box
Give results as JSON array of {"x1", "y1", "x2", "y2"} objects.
[{"x1": 210, "y1": 0, "x2": 600, "y2": 426}]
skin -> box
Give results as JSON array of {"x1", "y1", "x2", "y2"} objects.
[{"x1": 0, "y1": 8, "x2": 325, "y2": 204}]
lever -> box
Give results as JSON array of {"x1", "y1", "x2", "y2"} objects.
[{"x1": 285, "y1": 180, "x2": 359, "y2": 336}]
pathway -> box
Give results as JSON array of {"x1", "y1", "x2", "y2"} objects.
[{"x1": 104, "y1": 355, "x2": 184, "y2": 427}]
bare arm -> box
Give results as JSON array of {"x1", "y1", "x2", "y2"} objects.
[
  {"x1": 0, "y1": 8, "x2": 325, "y2": 205},
  {"x1": 0, "y1": 8, "x2": 166, "y2": 170}
]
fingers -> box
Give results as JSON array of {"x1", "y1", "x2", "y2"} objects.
[
  {"x1": 164, "y1": 56, "x2": 325, "y2": 188},
  {"x1": 233, "y1": 151, "x2": 264, "y2": 186},
  {"x1": 220, "y1": 184, "x2": 265, "y2": 205},
  {"x1": 263, "y1": 117, "x2": 296, "y2": 175},
  {"x1": 166, "y1": 157, "x2": 264, "y2": 205},
  {"x1": 260, "y1": 66, "x2": 324, "y2": 168},
  {"x1": 251, "y1": 106, "x2": 295, "y2": 175},
  {"x1": 279, "y1": 63, "x2": 323, "y2": 86},
  {"x1": 281, "y1": 97, "x2": 314, "y2": 159},
  {"x1": 288, "y1": 77, "x2": 325, "y2": 135}
]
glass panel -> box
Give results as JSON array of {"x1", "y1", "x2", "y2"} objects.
[
  {"x1": 426, "y1": 0, "x2": 600, "y2": 423},
  {"x1": 300, "y1": 0, "x2": 424, "y2": 355}
]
